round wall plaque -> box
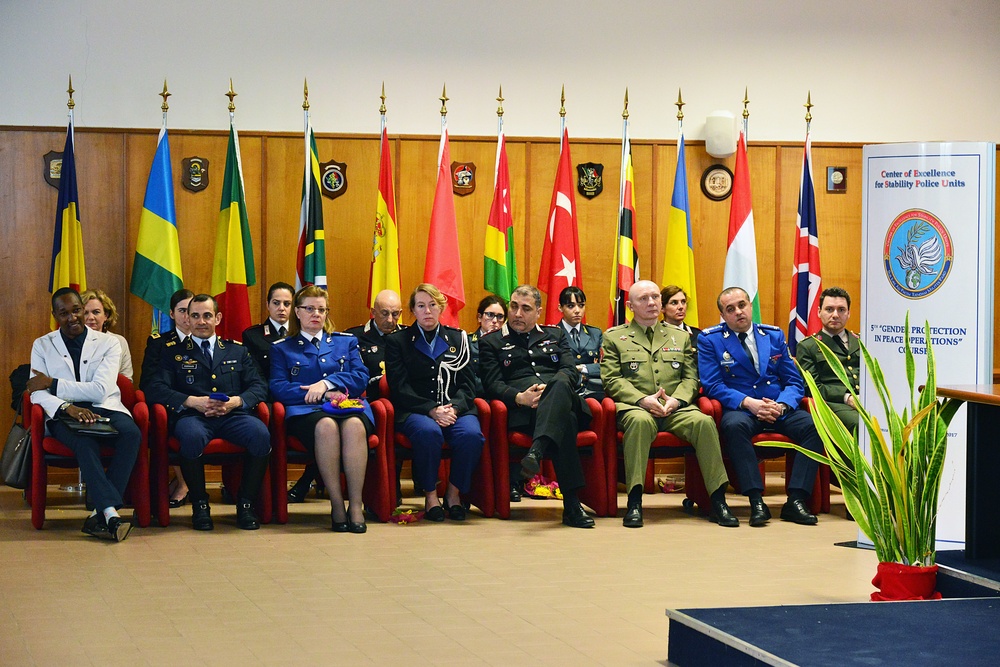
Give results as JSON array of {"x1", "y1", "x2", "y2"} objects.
[{"x1": 700, "y1": 164, "x2": 734, "y2": 201}]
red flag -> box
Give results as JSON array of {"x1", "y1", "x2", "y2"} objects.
[
  {"x1": 537, "y1": 127, "x2": 581, "y2": 325},
  {"x1": 423, "y1": 125, "x2": 465, "y2": 326}
]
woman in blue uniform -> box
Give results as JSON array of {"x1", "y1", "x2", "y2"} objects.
[
  {"x1": 385, "y1": 284, "x2": 484, "y2": 521},
  {"x1": 270, "y1": 286, "x2": 372, "y2": 533}
]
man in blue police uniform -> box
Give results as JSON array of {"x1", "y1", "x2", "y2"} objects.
[
  {"x1": 557, "y1": 286, "x2": 604, "y2": 400},
  {"x1": 146, "y1": 294, "x2": 270, "y2": 531},
  {"x1": 697, "y1": 287, "x2": 822, "y2": 527},
  {"x1": 242, "y1": 281, "x2": 294, "y2": 379}
]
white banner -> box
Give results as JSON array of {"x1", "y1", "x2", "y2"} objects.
[{"x1": 861, "y1": 142, "x2": 995, "y2": 551}]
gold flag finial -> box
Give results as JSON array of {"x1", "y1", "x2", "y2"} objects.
[
  {"x1": 226, "y1": 79, "x2": 237, "y2": 112},
  {"x1": 496, "y1": 85, "x2": 504, "y2": 117},
  {"x1": 67, "y1": 75, "x2": 75, "y2": 110},
  {"x1": 379, "y1": 82, "x2": 387, "y2": 115},
  {"x1": 742, "y1": 87, "x2": 750, "y2": 120},
  {"x1": 622, "y1": 88, "x2": 629, "y2": 120},
  {"x1": 559, "y1": 84, "x2": 566, "y2": 118},
  {"x1": 160, "y1": 79, "x2": 171, "y2": 112},
  {"x1": 303, "y1": 78, "x2": 310, "y2": 111},
  {"x1": 439, "y1": 84, "x2": 449, "y2": 117},
  {"x1": 675, "y1": 88, "x2": 685, "y2": 122},
  {"x1": 804, "y1": 90, "x2": 813, "y2": 123}
]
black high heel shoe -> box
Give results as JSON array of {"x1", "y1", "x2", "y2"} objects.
[{"x1": 169, "y1": 492, "x2": 189, "y2": 509}]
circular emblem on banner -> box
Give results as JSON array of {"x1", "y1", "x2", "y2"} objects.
[{"x1": 882, "y1": 208, "x2": 953, "y2": 299}]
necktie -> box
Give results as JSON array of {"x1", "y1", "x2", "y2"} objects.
[
  {"x1": 278, "y1": 325, "x2": 286, "y2": 338},
  {"x1": 738, "y1": 332, "x2": 756, "y2": 371},
  {"x1": 833, "y1": 334, "x2": 849, "y2": 354},
  {"x1": 423, "y1": 328, "x2": 436, "y2": 345},
  {"x1": 646, "y1": 327, "x2": 654, "y2": 344},
  {"x1": 571, "y1": 328, "x2": 580, "y2": 345},
  {"x1": 312, "y1": 337, "x2": 321, "y2": 350},
  {"x1": 201, "y1": 339, "x2": 212, "y2": 363}
]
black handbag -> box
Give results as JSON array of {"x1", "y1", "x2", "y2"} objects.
[{"x1": 2, "y1": 416, "x2": 31, "y2": 489}]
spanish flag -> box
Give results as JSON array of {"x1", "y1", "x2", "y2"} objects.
[
  {"x1": 48, "y1": 116, "x2": 86, "y2": 303},
  {"x1": 368, "y1": 120, "x2": 400, "y2": 305},
  {"x1": 211, "y1": 119, "x2": 255, "y2": 339},
  {"x1": 609, "y1": 118, "x2": 638, "y2": 327},
  {"x1": 483, "y1": 126, "x2": 517, "y2": 301},
  {"x1": 131, "y1": 123, "x2": 183, "y2": 334}
]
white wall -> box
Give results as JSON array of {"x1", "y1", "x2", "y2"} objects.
[{"x1": 2, "y1": 0, "x2": 999, "y2": 142}]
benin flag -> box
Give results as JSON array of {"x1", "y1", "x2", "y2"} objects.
[
  {"x1": 131, "y1": 124, "x2": 183, "y2": 334},
  {"x1": 609, "y1": 124, "x2": 638, "y2": 327},
  {"x1": 211, "y1": 120, "x2": 255, "y2": 339},
  {"x1": 661, "y1": 131, "x2": 699, "y2": 327},
  {"x1": 484, "y1": 129, "x2": 517, "y2": 300},
  {"x1": 49, "y1": 118, "x2": 86, "y2": 300},
  {"x1": 722, "y1": 130, "x2": 761, "y2": 323},
  {"x1": 369, "y1": 123, "x2": 400, "y2": 305}
]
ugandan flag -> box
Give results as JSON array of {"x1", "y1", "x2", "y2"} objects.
[
  {"x1": 131, "y1": 123, "x2": 183, "y2": 334},
  {"x1": 49, "y1": 117, "x2": 86, "y2": 303},
  {"x1": 609, "y1": 124, "x2": 638, "y2": 327},
  {"x1": 483, "y1": 128, "x2": 517, "y2": 300},
  {"x1": 211, "y1": 120, "x2": 255, "y2": 339},
  {"x1": 296, "y1": 115, "x2": 326, "y2": 289}
]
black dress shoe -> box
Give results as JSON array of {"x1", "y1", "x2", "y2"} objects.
[
  {"x1": 106, "y1": 516, "x2": 133, "y2": 542},
  {"x1": 780, "y1": 498, "x2": 818, "y2": 525},
  {"x1": 169, "y1": 492, "x2": 189, "y2": 509},
  {"x1": 425, "y1": 505, "x2": 446, "y2": 522},
  {"x1": 191, "y1": 499, "x2": 214, "y2": 531},
  {"x1": 520, "y1": 446, "x2": 543, "y2": 480},
  {"x1": 749, "y1": 498, "x2": 771, "y2": 527},
  {"x1": 709, "y1": 499, "x2": 740, "y2": 527},
  {"x1": 623, "y1": 505, "x2": 643, "y2": 528},
  {"x1": 510, "y1": 483, "x2": 522, "y2": 503},
  {"x1": 562, "y1": 504, "x2": 595, "y2": 528},
  {"x1": 331, "y1": 520, "x2": 349, "y2": 532},
  {"x1": 445, "y1": 502, "x2": 467, "y2": 521},
  {"x1": 236, "y1": 500, "x2": 260, "y2": 530},
  {"x1": 81, "y1": 513, "x2": 108, "y2": 538},
  {"x1": 287, "y1": 484, "x2": 309, "y2": 504},
  {"x1": 347, "y1": 520, "x2": 367, "y2": 534}
]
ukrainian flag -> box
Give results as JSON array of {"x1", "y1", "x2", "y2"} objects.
[
  {"x1": 661, "y1": 132, "x2": 700, "y2": 326},
  {"x1": 131, "y1": 124, "x2": 183, "y2": 333},
  {"x1": 48, "y1": 119, "x2": 86, "y2": 300}
]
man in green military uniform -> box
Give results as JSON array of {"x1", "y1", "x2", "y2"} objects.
[
  {"x1": 601, "y1": 280, "x2": 737, "y2": 528},
  {"x1": 795, "y1": 287, "x2": 860, "y2": 434}
]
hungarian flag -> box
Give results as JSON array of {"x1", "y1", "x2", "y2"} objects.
[
  {"x1": 296, "y1": 115, "x2": 326, "y2": 289},
  {"x1": 423, "y1": 122, "x2": 465, "y2": 325},
  {"x1": 608, "y1": 124, "x2": 638, "y2": 327},
  {"x1": 211, "y1": 119, "x2": 256, "y2": 339},
  {"x1": 537, "y1": 127, "x2": 581, "y2": 325},
  {"x1": 131, "y1": 123, "x2": 183, "y2": 334},
  {"x1": 369, "y1": 122, "x2": 400, "y2": 305},
  {"x1": 49, "y1": 116, "x2": 86, "y2": 305},
  {"x1": 722, "y1": 130, "x2": 760, "y2": 323},
  {"x1": 787, "y1": 132, "x2": 822, "y2": 355},
  {"x1": 661, "y1": 131, "x2": 700, "y2": 327},
  {"x1": 483, "y1": 128, "x2": 517, "y2": 300}
]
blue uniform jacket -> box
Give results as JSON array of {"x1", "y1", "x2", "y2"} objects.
[
  {"x1": 269, "y1": 332, "x2": 373, "y2": 423},
  {"x1": 697, "y1": 322, "x2": 804, "y2": 412}
]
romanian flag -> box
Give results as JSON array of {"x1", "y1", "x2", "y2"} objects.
[
  {"x1": 296, "y1": 114, "x2": 326, "y2": 289},
  {"x1": 369, "y1": 121, "x2": 400, "y2": 305},
  {"x1": 722, "y1": 129, "x2": 761, "y2": 323},
  {"x1": 48, "y1": 117, "x2": 86, "y2": 304},
  {"x1": 130, "y1": 124, "x2": 183, "y2": 334},
  {"x1": 484, "y1": 127, "x2": 517, "y2": 301},
  {"x1": 787, "y1": 131, "x2": 822, "y2": 355},
  {"x1": 211, "y1": 119, "x2": 255, "y2": 339},
  {"x1": 423, "y1": 121, "x2": 465, "y2": 326},
  {"x1": 609, "y1": 122, "x2": 638, "y2": 327},
  {"x1": 661, "y1": 131, "x2": 699, "y2": 327},
  {"x1": 537, "y1": 127, "x2": 581, "y2": 325}
]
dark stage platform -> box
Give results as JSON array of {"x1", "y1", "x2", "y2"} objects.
[{"x1": 666, "y1": 597, "x2": 1000, "y2": 666}]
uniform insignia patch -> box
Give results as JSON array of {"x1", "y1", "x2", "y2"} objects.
[
  {"x1": 264, "y1": 325, "x2": 271, "y2": 335},
  {"x1": 503, "y1": 360, "x2": 511, "y2": 367},
  {"x1": 628, "y1": 361, "x2": 640, "y2": 371},
  {"x1": 175, "y1": 355, "x2": 183, "y2": 361},
  {"x1": 371, "y1": 345, "x2": 378, "y2": 353},
  {"x1": 449, "y1": 346, "x2": 456, "y2": 353},
  {"x1": 672, "y1": 361, "x2": 680, "y2": 369},
  {"x1": 723, "y1": 351, "x2": 732, "y2": 360},
  {"x1": 291, "y1": 366, "x2": 300, "y2": 376},
  {"x1": 185, "y1": 376, "x2": 194, "y2": 384},
  {"x1": 620, "y1": 336, "x2": 628, "y2": 341},
  {"x1": 551, "y1": 355, "x2": 559, "y2": 362}
]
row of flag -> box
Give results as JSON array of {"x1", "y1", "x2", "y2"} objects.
[{"x1": 49, "y1": 107, "x2": 822, "y2": 343}]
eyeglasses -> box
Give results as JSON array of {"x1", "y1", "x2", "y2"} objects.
[
  {"x1": 296, "y1": 305, "x2": 329, "y2": 315},
  {"x1": 480, "y1": 312, "x2": 505, "y2": 320}
]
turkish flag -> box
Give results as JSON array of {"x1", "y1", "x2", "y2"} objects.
[
  {"x1": 537, "y1": 127, "x2": 581, "y2": 325},
  {"x1": 424, "y1": 125, "x2": 465, "y2": 326}
]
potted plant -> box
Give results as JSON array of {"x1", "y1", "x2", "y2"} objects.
[{"x1": 768, "y1": 314, "x2": 963, "y2": 601}]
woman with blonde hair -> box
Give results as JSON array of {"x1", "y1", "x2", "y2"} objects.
[
  {"x1": 81, "y1": 288, "x2": 134, "y2": 380},
  {"x1": 269, "y1": 285, "x2": 372, "y2": 533}
]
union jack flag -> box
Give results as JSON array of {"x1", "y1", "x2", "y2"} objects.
[{"x1": 787, "y1": 133, "x2": 822, "y2": 355}]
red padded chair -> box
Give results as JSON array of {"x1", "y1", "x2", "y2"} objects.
[
  {"x1": 377, "y1": 375, "x2": 494, "y2": 518},
  {"x1": 707, "y1": 398, "x2": 830, "y2": 514},
  {"x1": 26, "y1": 374, "x2": 151, "y2": 529},
  {"x1": 490, "y1": 396, "x2": 608, "y2": 520},
  {"x1": 270, "y1": 399, "x2": 392, "y2": 524},
  {"x1": 150, "y1": 402, "x2": 272, "y2": 526},
  {"x1": 601, "y1": 396, "x2": 715, "y2": 517}
]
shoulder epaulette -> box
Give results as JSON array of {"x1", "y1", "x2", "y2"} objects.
[
  {"x1": 273, "y1": 337, "x2": 289, "y2": 345},
  {"x1": 702, "y1": 324, "x2": 724, "y2": 335},
  {"x1": 849, "y1": 330, "x2": 860, "y2": 338},
  {"x1": 330, "y1": 330, "x2": 354, "y2": 337},
  {"x1": 541, "y1": 324, "x2": 560, "y2": 332},
  {"x1": 758, "y1": 323, "x2": 781, "y2": 331},
  {"x1": 150, "y1": 333, "x2": 161, "y2": 340},
  {"x1": 605, "y1": 323, "x2": 628, "y2": 333}
]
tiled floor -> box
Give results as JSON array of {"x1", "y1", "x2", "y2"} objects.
[{"x1": 0, "y1": 481, "x2": 877, "y2": 666}]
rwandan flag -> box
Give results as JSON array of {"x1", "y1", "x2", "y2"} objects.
[
  {"x1": 130, "y1": 124, "x2": 183, "y2": 334},
  {"x1": 661, "y1": 131, "x2": 700, "y2": 327},
  {"x1": 483, "y1": 126, "x2": 517, "y2": 300},
  {"x1": 211, "y1": 119, "x2": 255, "y2": 340},
  {"x1": 296, "y1": 114, "x2": 326, "y2": 289},
  {"x1": 49, "y1": 117, "x2": 87, "y2": 304}
]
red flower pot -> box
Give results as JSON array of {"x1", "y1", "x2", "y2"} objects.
[{"x1": 870, "y1": 562, "x2": 942, "y2": 601}]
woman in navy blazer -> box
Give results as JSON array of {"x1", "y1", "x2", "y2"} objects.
[
  {"x1": 270, "y1": 286, "x2": 372, "y2": 533},
  {"x1": 385, "y1": 284, "x2": 484, "y2": 522}
]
